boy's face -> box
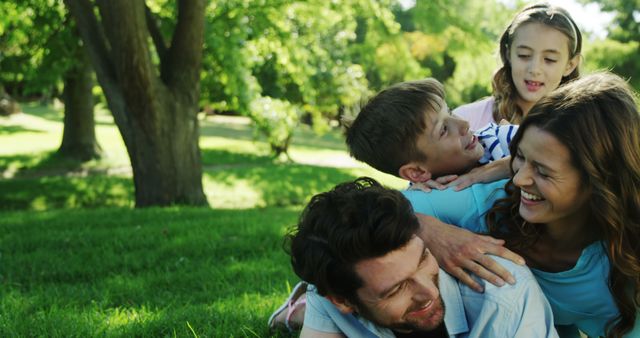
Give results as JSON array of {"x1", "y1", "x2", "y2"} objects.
[{"x1": 414, "y1": 100, "x2": 484, "y2": 177}]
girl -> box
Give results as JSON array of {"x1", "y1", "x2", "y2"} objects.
[{"x1": 454, "y1": 2, "x2": 582, "y2": 130}]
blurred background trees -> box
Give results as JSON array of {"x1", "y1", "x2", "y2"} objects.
[{"x1": 1, "y1": 0, "x2": 638, "y2": 206}]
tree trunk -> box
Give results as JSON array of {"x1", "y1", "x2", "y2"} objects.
[
  {"x1": 65, "y1": 0, "x2": 208, "y2": 207},
  {"x1": 128, "y1": 91, "x2": 207, "y2": 207},
  {"x1": 58, "y1": 50, "x2": 103, "y2": 161},
  {"x1": 0, "y1": 86, "x2": 21, "y2": 116}
]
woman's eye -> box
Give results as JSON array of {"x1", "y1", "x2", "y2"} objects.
[
  {"x1": 545, "y1": 58, "x2": 557, "y2": 63},
  {"x1": 518, "y1": 54, "x2": 531, "y2": 59}
]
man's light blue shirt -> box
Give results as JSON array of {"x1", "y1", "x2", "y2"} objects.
[{"x1": 304, "y1": 256, "x2": 558, "y2": 337}]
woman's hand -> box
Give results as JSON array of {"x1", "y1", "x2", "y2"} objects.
[{"x1": 415, "y1": 213, "x2": 526, "y2": 292}]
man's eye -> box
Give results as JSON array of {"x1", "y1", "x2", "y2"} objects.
[{"x1": 388, "y1": 283, "x2": 406, "y2": 298}]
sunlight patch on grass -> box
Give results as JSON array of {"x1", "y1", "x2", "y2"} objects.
[
  {"x1": 101, "y1": 305, "x2": 158, "y2": 332},
  {"x1": 204, "y1": 177, "x2": 264, "y2": 208}
]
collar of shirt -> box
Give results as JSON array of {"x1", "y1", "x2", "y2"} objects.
[{"x1": 439, "y1": 269, "x2": 470, "y2": 336}]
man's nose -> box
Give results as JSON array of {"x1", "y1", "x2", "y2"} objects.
[{"x1": 411, "y1": 274, "x2": 439, "y2": 302}]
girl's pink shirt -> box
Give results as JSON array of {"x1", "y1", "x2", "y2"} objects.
[{"x1": 453, "y1": 97, "x2": 496, "y2": 131}]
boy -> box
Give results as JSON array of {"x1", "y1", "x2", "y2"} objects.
[
  {"x1": 345, "y1": 78, "x2": 516, "y2": 188},
  {"x1": 269, "y1": 78, "x2": 519, "y2": 331}
]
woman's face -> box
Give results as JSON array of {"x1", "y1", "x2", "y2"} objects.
[
  {"x1": 508, "y1": 22, "x2": 578, "y2": 114},
  {"x1": 511, "y1": 126, "x2": 590, "y2": 228}
]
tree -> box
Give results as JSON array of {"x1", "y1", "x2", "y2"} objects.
[
  {"x1": 0, "y1": 0, "x2": 102, "y2": 160},
  {"x1": 200, "y1": 0, "x2": 400, "y2": 158},
  {"x1": 65, "y1": 0, "x2": 208, "y2": 207},
  {"x1": 58, "y1": 46, "x2": 102, "y2": 161}
]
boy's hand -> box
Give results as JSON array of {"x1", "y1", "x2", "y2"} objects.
[
  {"x1": 415, "y1": 213, "x2": 525, "y2": 293},
  {"x1": 409, "y1": 175, "x2": 458, "y2": 192},
  {"x1": 447, "y1": 157, "x2": 511, "y2": 191}
]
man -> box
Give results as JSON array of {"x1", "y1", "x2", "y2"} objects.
[{"x1": 287, "y1": 177, "x2": 557, "y2": 337}]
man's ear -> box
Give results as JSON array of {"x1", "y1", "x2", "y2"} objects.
[
  {"x1": 326, "y1": 295, "x2": 356, "y2": 314},
  {"x1": 563, "y1": 54, "x2": 581, "y2": 76},
  {"x1": 399, "y1": 163, "x2": 432, "y2": 183}
]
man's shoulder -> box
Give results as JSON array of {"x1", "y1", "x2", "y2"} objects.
[{"x1": 471, "y1": 256, "x2": 538, "y2": 300}]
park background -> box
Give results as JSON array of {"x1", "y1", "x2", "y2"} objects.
[{"x1": 1, "y1": 0, "x2": 638, "y2": 336}]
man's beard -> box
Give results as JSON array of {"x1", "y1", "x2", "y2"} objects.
[{"x1": 353, "y1": 273, "x2": 445, "y2": 333}]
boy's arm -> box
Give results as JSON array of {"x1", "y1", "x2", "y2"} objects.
[
  {"x1": 447, "y1": 156, "x2": 511, "y2": 191},
  {"x1": 416, "y1": 213, "x2": 525, "y2": 293}
]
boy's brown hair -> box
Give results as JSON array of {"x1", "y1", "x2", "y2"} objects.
[{"x1": 344, "y1": 78, "x2": 445, "y2": 177}]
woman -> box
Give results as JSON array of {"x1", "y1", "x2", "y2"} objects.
[{"x1": 406, "y1": 72, "x2": 640, "y2": 337}]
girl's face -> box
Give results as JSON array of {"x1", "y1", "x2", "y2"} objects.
[
  {"x1": 511, "y1": 126, "x2": 590, "y2": 229},
  {"x1": 508, "y1": 22, "x2": 579, "y2": 114}
]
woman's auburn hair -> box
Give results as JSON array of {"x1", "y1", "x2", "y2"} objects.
[
  {"x1": 486, "y1": 72, "x2": 640, "y2": 338},
  {"x1": 492, "y1": 2, "x2": 583, "y2": 124}
]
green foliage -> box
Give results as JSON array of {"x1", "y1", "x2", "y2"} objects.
[
  {"x1": 0, "y1": 0, "x2": 77, "y2": 98},
  {"x1": 583, "y1": 38, "x2": 640, "y2": 88},
  {"x1": 580, "y1": 0, "x2": 640, "y2": 90},
  {"x1": 199, "y1": 0, "x2": 416, "y2": 155}
]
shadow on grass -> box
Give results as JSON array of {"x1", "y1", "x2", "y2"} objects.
[
  {"x1": 0, "y1": 125, "x2": 45, "y2": 135},
  {"x1": 0, "y1": 175, "x2": 133, "y2": 210}
]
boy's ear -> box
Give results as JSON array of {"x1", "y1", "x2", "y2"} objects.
[
  {"x1": 563, "y1": 54, "x2": 580, "y2": 76},
  {"x1": 399, "y1": 163, "x2": 432, "y2": 183},
  {"x1": 326, "y1": 295, "x2": 356, "y2": 314}
]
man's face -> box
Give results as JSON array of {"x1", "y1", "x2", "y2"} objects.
[
  {"x1": 353, "y1": 236, "x2": 445, "y2": 332},
  {"x1": 415, "y1": 100, "x2": 484, "y2": 177}
]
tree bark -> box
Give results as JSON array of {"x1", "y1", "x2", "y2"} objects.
[
  {"x1": 58, "y1": 49, "x2": 103, "y2": 161},
  {"x1": 65, "y1": 0, "x2": 208, "y2": 207}
]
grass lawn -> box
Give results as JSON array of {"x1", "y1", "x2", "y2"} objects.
[{"x1": 0, "y1": 103, "x2": 404, "y2": 337}]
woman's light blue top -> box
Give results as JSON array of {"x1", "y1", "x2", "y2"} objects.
[{"x1": 402, "y1": 179, "x2": 639, "y2": 337}]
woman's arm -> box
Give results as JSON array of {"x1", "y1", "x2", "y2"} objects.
[{"x1": 415, "y1": 213, "x2": 525, "y2": 293}]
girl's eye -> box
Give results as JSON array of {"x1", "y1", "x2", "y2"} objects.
[
  {"x1": 518, "y1": 54, "x2": 531, "y2": 59},
  {"x1": 544, "y1": 58, "x2": 557, "y2": 63}
]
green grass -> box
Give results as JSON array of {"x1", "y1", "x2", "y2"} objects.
[{"x1": 0, "y1": 103, "x2": 405, "y2": 336}]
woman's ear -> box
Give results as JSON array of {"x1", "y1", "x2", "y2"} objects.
[
  {"x1": 563, "y1": 54, "x2": 581, "y2": 76},
  {"x1": 399, "y1": 163, "x2": 432, "y2": 183}
]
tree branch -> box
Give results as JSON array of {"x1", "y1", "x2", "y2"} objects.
[
  {"x1": 145, "y1": 4, "x2": 167, "y2": 64},
  {"x1": 64, "y1": 0, "x2": 133, "y2": 147},
  {"x1": 163, "y1": 0, "x2": 205, "y2": 97},
  {"x1": 64, "y1": 0, "x2": 117, "y2": 91},
  {"x1": 96, "y1": 0, "x2": 159, "y2": 123}
]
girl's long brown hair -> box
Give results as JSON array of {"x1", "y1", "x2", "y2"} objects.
[
  {"x1": 487, "y1": 72, "x2": 640, "y2": 338},
  {"x1": 492, "y1": 2, "x2": 582, "y2": 123}
]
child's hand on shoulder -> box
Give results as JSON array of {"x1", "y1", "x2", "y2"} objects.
[{"x1": 409, "y1": 175, "x2": 459, "y2": 192}]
